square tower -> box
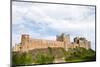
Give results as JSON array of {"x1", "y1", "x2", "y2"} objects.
[
  {"x1": 56, "y1": 33, "x2": 70, "y2": 50},
  {"x1": 21, "y1": 34, "x2": 30, "y2": 45}
]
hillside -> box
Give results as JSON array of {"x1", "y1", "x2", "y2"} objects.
[{"x1": 12, "y1": 47, "x2": 96, "y2": 65}]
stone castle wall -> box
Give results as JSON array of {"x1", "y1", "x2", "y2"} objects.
[{"x1": 13, "y1": 33, "x2": 91, "y2": 52}]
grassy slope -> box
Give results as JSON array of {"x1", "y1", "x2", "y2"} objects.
[{"x1": 12, "y1": 47, "x2": 96, "y2": 65}]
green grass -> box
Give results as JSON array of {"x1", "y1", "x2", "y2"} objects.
[
  {"x1": 65, "y1": 58, "x2": 87, "y2": 62},
  {"x1": 12, "y1": 47, "x2": 96, "y2": 65}
]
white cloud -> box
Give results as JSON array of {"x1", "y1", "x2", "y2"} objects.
[{"x1": 12, "y1": 1, "x2": 95, "y2": 50}]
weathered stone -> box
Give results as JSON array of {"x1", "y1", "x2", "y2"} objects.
[{"x1": 13, "y1": 33, "x2": 91, "y2": 52}]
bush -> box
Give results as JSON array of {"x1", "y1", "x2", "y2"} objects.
[
  {"x1": 64, "y1": 47, "x2": 96, "y2": 62},
  {"x1": 12, "y1": 52, "x2": 33, "y2": 65},
  {"x1": 33, "y1": 52, "x2": 54, "y2": 64}
]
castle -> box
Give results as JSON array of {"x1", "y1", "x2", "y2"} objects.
[{"x1": 13, "y1": 33, "x2": 91, "y2": 52}]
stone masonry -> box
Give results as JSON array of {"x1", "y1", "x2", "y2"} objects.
[{"x1": 13, "y1": 33, "x2": 91, "y2": 52}]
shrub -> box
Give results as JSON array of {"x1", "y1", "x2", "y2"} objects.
[
  {"x1": 33, "y1": 52, "x2": 54, "y2": 64},
  {"x1": 12, "y1": 52, "x2": 33, "y2": 65},
  {"x1": 64, "y1": 47, "x2": 96, "y2": 62}
]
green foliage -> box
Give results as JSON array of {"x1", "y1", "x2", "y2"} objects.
[
  {"x1": 12, "y1": 52, "x2": 33, "y2": 65},
  {"x1": 33, "y1": 52, "x2": 54, "y2": 64},
  {"x1": 65, "y1": 47, "x2": 96, "y2": 62},
  {"x1": 12, "y1": 47, "x2": 96, "y2": 65}
]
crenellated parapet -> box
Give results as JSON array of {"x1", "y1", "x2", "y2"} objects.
[
  {"x1": 13, "y1": 33, "x2": 91, "y2": 52},
  {"x1": 73, "y1": 37, "x2": 91, "y2": 49}
]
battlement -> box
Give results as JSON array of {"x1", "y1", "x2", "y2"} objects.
[
  {"x1": 73, "y1": 37, "x2": 91, "y2": 49},
  {"x1": 13, "y1": 33, "x2": 91, "y2": 52}
]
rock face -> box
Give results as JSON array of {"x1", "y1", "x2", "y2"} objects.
[{"x1": 13, "y1": 33, "x2": 91, "y2": 52}]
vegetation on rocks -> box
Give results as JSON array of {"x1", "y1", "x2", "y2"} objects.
[
  {"x1": 64, "y1": 47, "x2": 96, "y2": 62},
  {"x1": 12, "y1": 47, "x2": 96, "y2": 65}
]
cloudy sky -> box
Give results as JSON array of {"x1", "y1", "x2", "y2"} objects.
[{"x1": 12, "y1": 1, "x2": 96, "y2": 50}]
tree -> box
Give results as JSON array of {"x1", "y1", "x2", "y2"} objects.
[{"x1": 12, "y1": 52, "x2": 33, "y2": 65}]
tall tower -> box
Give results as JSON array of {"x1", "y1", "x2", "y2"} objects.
[
  {"x1": 20, "y1": 34, "x2": 30, "y2": 52},
  {"x1": 21, "y1": 34, "x2": 30, "y2": 45},
  {"x1": 56, "y1": 33, "x2": 70, "y2": 50}
]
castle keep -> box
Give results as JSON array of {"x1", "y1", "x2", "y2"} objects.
[{"x1": 13, "y1": 33, "x2": 91, "y2": 52}]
